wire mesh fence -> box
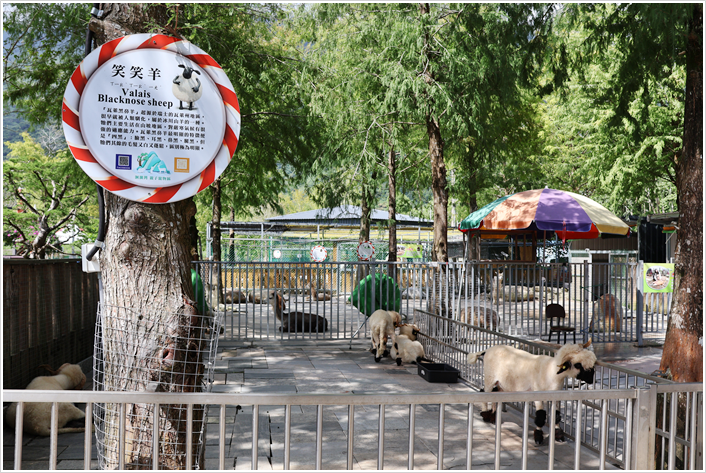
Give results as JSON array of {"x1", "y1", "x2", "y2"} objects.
[
  {"x1": 93, "y1": 303, "x2": 222, "y2": 469},
  {"x1": 213, "y1": 236, "x2": 433, "y2": 263}
]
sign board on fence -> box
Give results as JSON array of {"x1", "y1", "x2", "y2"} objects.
[
  {"x1": 643, "y1": 263, "x2": 674, "y2": 293},
  {"x1": 62, "y1": 34, "x2": 240, "y2": 203}
]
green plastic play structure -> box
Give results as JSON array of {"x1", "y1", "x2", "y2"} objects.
[{"x1": 349, "y1": 273, "x2": 401, "y2": 317}]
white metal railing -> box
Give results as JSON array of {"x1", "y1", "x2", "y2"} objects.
[
  {"x1": 193, "y1": 260, "x2": 666, "y2": 344},
  {"x1": 412, "y1": 308, "x2": 703, "y2": 470},
  {"x1": 5, "y1": 387, "x2": 681, "y2": 471}
]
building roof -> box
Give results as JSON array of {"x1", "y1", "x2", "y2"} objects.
[{"x1": 265, "y1": 205, "x2": 433, "y2": 227}]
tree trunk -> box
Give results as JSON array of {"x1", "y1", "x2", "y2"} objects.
[
  {"x1": 659, "y1": 4, "x2": 703, "y2": 383},
  {"x1": 357, "y1": 170, "x2": 376, "y2": 285},
  {"x1": 420, "y1": 2, "x2": 448, "y2": 263},
  {"x1": 91, "y1": 4, "x2": 207, "y2": 469},
  {"x1": 428, "y1": 114, "x2": 449, "y2": 263},
  {"x1": 387, "y1": 146, "x2": 397, "y2": 276}
]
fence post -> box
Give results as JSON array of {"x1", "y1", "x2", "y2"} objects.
[
  {"x1": 631, "y1": 384, "x2": 657, "y2": 470},
  {"x1": 636, "y1": 261, "x2": 644, "y2": 347}
]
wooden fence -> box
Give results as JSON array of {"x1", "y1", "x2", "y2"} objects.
[{"x1": 3, "y1": 258, "x2": 99, "y2": 389}]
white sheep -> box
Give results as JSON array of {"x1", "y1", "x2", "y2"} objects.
[
  {"x1": 467, "y1": 340, "x2": 596, "y2": 445},
  {"x1": 397, "y1": 323, "x2": 420, "y2": 341},
  {"x1": 369, "y1": 309, "x2": 401, "y2": 362},
  {"x1": 390, "y1": 334, "x2": 429, "y2": 366},
  {"x1": 5, "y1": 364, "x2": 87, "y2": 436},
  {"x1": 172, "y1": 64, "x2": 203, "y2": 110}
]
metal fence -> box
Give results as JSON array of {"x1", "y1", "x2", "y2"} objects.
[
  {"x1": 413, "y1": 308, "x2": 691, "y2": 469},
  {"x1": 3, "y1": 258, "x2": 100, "y2": 390},
  {"x1": 210, "y1": 236, "x2": 433, "y2": 263},
  {"x1": 92, "y1": 303, "x2": 223, "y2": 469},
  {"x1": 192, "y1": 260, "x2": 667, "y2": 344},
  {"x1": 5, "y1": 383, "x2": 702, "y2": 470}
]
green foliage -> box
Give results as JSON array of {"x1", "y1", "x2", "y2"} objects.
[
  {"x1": 3, "y1": 3, "x2": 90, "y2": 125},
  {"x1": 182, "y1": 3, "x2": 322, "y2": 219},
  {"x1": 538, "y1": 4, "x2": 687, "y2": 216},
  {"x1": 3, "y1": 133, "x2": 97, "y2": 258}
]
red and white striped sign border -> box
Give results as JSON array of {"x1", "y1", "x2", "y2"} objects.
[
  {"x1": 357, "y1": 241, "x2": 375, "y2": 261},
  {"x1": 310, "y1": 245, "x2": 327, "y2": 262},
  {"x1": 62, "y1": 34, "x2": 240, "y2": 203}
]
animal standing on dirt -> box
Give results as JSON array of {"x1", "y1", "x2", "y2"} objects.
[
  {"x1": 369, "y1": 309, "x2": 402, "y2": 362},
  {"x1": 267, "y1": 291, "x2": 328, "y2": 333},
  {"x1": 172, "y1": 64, "x2": 203, "y2": 110},
  {"x1": 5, "y1": 364, "x2": 87, "y2": 436},
  {"x1": 466, "y1": 340, "x2": 596, "y2": 445}
]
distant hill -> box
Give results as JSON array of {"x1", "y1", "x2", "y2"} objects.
[{"x1": 3, "y1": 107, "x2": 32, "y2": 159}]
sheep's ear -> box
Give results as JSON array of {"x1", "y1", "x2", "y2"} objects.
[
  {"x1": 178, "y1": 64, "x2": 185, "y2": 69},
  {"x1": 193, "y1": 69, "x2": 201, "y2": 75},
  {"x1": 583, "y1": 339, "x2": 592, "y2": 349},
  {"x1": 557, "y1": 361, "x2": 571, "y2": 375}
]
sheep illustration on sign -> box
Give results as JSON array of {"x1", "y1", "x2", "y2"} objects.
[
  {"x1": 172, "y1": 64, "x2": 203, "y2": 110},
  {"x1": 136, "y1": 152, "x2": 170, "y2": 174}
]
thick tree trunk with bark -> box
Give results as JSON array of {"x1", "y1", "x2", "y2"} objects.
[
  {"x1": 659, "y1": 4, "x2": 703, "y2": 383},
  {"x1": 91, "y1": 4, "x2": 207, "y2": 469}
]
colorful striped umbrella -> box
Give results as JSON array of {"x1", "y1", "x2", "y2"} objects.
[{"x1": 459, "y1": 188, "x2": 630, "y2": 240}]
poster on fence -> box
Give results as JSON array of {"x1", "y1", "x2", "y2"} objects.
[{"x1": 644, "y1": 263, "x2": 674, "y2": 293}]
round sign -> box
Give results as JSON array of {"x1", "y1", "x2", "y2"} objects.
[
  {"x1": 62, "y1": 34, "x2": 240, "y2": 203},
  {"x1": 357, "y1": 241, "x2": 375, "y2": 261},
  {"x1": 310, "y1": 245, "x2": 327, "y2": 262},
  {"x1": 273, "y1": 249, "x2": 282, "y2": 259}
]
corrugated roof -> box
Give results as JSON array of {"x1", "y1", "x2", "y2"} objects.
[{"x1": 265, "y1": 205, "x2": 433, "y2": 227}]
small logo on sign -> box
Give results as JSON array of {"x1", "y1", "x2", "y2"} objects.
[
  {"x1": 116, "y1": 154, "x2": 132, "y2": 170},
  {"x1": 174, "y1": 157, "x2": 190, "y2": 173}
]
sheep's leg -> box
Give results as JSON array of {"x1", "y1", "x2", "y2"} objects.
[
  {"x1": 533, "y1": 401, "x2": 546, "y2": 445},
  {"x1": 553, "y1": 409, "x2": 565, "y2": 442},
  {"x1": 480, "y1": 382, "x2": 501, "y2": 424}
]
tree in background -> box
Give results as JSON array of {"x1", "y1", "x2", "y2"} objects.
[
  {"x1": 538, "y1": 7, "x2": 682, "y2": 216},
  {"x1": 562, "y1": 3, "x2": 702, "y2": 383},
  {"x1": 182, "y1": 3, "x2": 320, "y2": 268},
  {"x1": 3, "y1": 133, "x2": 94, "y2": 258}
]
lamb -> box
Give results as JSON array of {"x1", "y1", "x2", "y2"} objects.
[
  {"x1": 467, "y1": 340, "x2": 596, "y2": 445},
  {"x1": 590, "y1": 294, "x2": 622, "y2": 332},
  {"x1": 397, "y1": 323, "x2": 420, "y2": 341},
  {"x1": 5, "y1": 364, "x2": 87, "y2": 437},
  {"x1": 305, "y1": 283, "x2": 332, "y2": 301},
  {"x1": 369, "y1": 309, "x2": 402, "y2": 362},
  {"x1": 172, "y1": 64, "x2": 203, "y2": 110},
  {"x1": 224, "y1": 288, "x2": 247, "y2": 304},
  {"x1": 390, "y1": 334, "x2": 429, "y2": 366},
  {"x1": 267, "y1": 290, "x2": 328, "y2": 333},
  {"x1": 458, "y1": 305, "x2": 499, "y2": 329}
]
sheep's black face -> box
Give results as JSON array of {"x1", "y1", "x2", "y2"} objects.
[
  {"x1": 182, "y1": 66, "x2": 193, "y2": 79},
  {"x1": 574, "y1": 363, "x2": 595, "y2": 385}
]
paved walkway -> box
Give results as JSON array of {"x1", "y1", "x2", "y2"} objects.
[{"x1": 4, "y1": 337, "x2": 662, "y2": 470}]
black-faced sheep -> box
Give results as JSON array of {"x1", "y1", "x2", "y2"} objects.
[
  {"x1": 267, "y1": 291, "x2": 328, "y2": 333},
  {"x1": 467, "y1": 340, "x2": 596, "y2": 445},
  {"x1": 369, "y1": 309, "x2": 401, "y2": 362},
  {"x1": 172, "y1": 64, "x2": 203, "y2": 110},
  {"x1": 390, "y1": 334, "x2": 429, "y2": 366},
  {"x1": 397, "y1": 323, "x2": 420, "y2": 341},
  {"x1": 5, "y1": 364, "x2": 87, "y2": 436}
]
